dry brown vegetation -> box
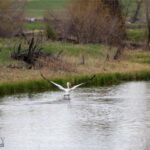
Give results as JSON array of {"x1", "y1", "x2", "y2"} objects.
[
  {"x1": 45, "y1": 0, "x2": 125, "y2": 44},
  {"x1": 1, "y1": 49, "x2": 150, "y2": 84},
  {"x1": 0, "y1": 0, "x2": 26, "y2": 37},
  {"x1": 38, "y1": 56, "x2": 76, "y2": 72},
  {"x1": 68, "y1": 0, "x2": 125, "y2": 44}
]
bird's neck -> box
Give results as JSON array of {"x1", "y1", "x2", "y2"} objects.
[{"x1": 67, "y1": 83, "x2": 70, "y2": 89}]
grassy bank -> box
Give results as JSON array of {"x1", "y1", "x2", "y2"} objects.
[
  {"x1": 0, "y1": 39, "x2": 150, "y2": 80},
  {"x1": 0, "y1": 38, "x2": 150, "y2": 96},
  {"x1": 0, "y1": 71, "x2": 150, "y2": 97}
]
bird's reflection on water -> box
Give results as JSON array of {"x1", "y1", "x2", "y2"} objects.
[
  {"x1": 0, "y1": 82, "x2": 150, "y2": 150},
  {"x1": 30, "y1": 98, "x2": 71, "y2": 105}
]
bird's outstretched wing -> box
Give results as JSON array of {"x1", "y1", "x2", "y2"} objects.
[
  {"x1": 40, "y1": 73, "x2": 66, "y2": 91},
  {"x1": 71, "y1": 75, "x2": 96, "y2": 90},
  {"x1": 50, "y1": 81, "x2": 66, "y2": 91},
  {"x1": 71, "y1": 83, "x2": 85, "y2": 90},
  {"x1": 40, "y1": 73, "x2": 51, "y2": 84}
]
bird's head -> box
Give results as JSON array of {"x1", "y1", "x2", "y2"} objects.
[{"x1": 67, "y1": 82, "x2": 71, "y2": 88}]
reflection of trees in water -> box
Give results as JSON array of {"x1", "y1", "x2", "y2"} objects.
[
  {"x1": 0, "y1": 110, "x2": 3, "y2": 117},
  {"x1": 0, "y1": 98, "x2": 4, "y2": 103}
]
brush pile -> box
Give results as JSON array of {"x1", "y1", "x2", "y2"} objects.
[
  {"x1": 11, "y1": 35, "x2": 76, "y2": 72},
  {"x1": 11, "y1": 36, "x2": 44, "y2": 66}
]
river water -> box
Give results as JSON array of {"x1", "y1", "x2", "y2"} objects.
[{"x1": 0, "y1": 82, "x2": 150, "y2": 150}]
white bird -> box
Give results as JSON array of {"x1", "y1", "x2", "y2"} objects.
[{"x1": 41, "y1": 73, "x2": 95, "y2": 99}]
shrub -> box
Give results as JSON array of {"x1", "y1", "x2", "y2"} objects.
[
  {"x1": 45, "y1": 24, "x2": 57, "y2": 40},
  {"x1": 0, "y1": 0, "x2": 26, "y2": 37},
  {"x1": 67, "y1": 0, "x2": 126, "y2": 44}
]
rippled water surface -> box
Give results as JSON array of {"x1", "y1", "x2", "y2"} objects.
[{"x1": 0, "y1": 82, "x2": 150, "y2": 150}]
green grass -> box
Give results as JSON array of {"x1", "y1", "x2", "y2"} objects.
[
  {"x1": 25, "y1": 0, "x2": 145, "y2": 18},
  {"x1": 0, "y1": 48, "x2": 12, "y2": 65},
  {"x1": 121, "y1": 0, "x2": 145, "y2": 18},
  {"x1": 26, "y1": 0, "x2": 69, "y2": 17},
  {"x1": 43, "y1": 41, "x2": 117, "y2": 60},
  {"x1": 0, "y1": 38, "x2": 21, "y2": 65},
  {"x1": 127, "y1": 23, "x2": 146, "y2": 29},
  {"x1": 1, "y1": 71, "x2": 150, "y2": 97},
  {"x1": 42, "y1": 41, "x2": 118, "y2": 63},
  {"x1": 43, "y1": 41, "x2": 108, "y2": 57},
  {"x1": 127, "y1": 28, "x2": 147, "y2": 42},
  {"x1": 24, "y1": 22, "x2": 45, "y2": 30}
]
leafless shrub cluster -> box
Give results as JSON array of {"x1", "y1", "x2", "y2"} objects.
[
  {"x1": 45, "y1": 0, "x2": 125, "y2": 45},
  {"x1": 44, "y1": 10, "x2": 71, "y2": 41},
  {"x1": 11, "y1": 40, "x2": 41, "y2": 66},
  {"x1": 69, "y1": 0, "x2": 125, "y2": 44},
  {"x1": 11, "y1": 34, "x2": 76, "y2": 71},
  {"x1": 11, "y1": 33, "x2": 44, "y2": 68},
  {"x1": 0, "y1": 0, "x2": 26, "y2": 37}
]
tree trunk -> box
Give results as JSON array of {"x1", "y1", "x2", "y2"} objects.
[
  {"x1": 131, "y1": 0, "x2": 143, "y2": 23},
  {"x1": 145, "y1": 0, "x2": 150, "y2": 49},
  {"x1": 113, "y1": 44, "x2": 124, "y2": 60}
]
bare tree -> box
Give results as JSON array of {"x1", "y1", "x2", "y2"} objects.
[
  {"x1": 68, "y1": 0, "x2": 125, "y2": 45},
  {"x1": 131, "y1": 0, "x2": 143, "y2": 23},
  {"x1": 119, "y1": 0, "x2": 131, "y2": 17},
  {"x1": 102, "y1": 0, "x2": 126, "y2": 60}
]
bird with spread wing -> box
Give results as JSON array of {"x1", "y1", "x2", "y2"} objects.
[{"x1": 40, "y1": 73, "x2": 95, "y2": 99}]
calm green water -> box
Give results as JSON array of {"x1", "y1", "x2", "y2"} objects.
[{"x1": 0, "y1": 82, "x2": 150, "y2": 150}]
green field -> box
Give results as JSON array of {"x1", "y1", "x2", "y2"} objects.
[
  {"x1": 127, "y1": 28, "x2": 147, "y2": 42},
  {"x1": 24, "y1": 22, "x2": 45, "y2": 30},
  {"x1": 26, "y1": 0, "x2": 69, "y2": 17},
  {"x1": 25, "y1": 0, "x2": 145, "y2": 17}
]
